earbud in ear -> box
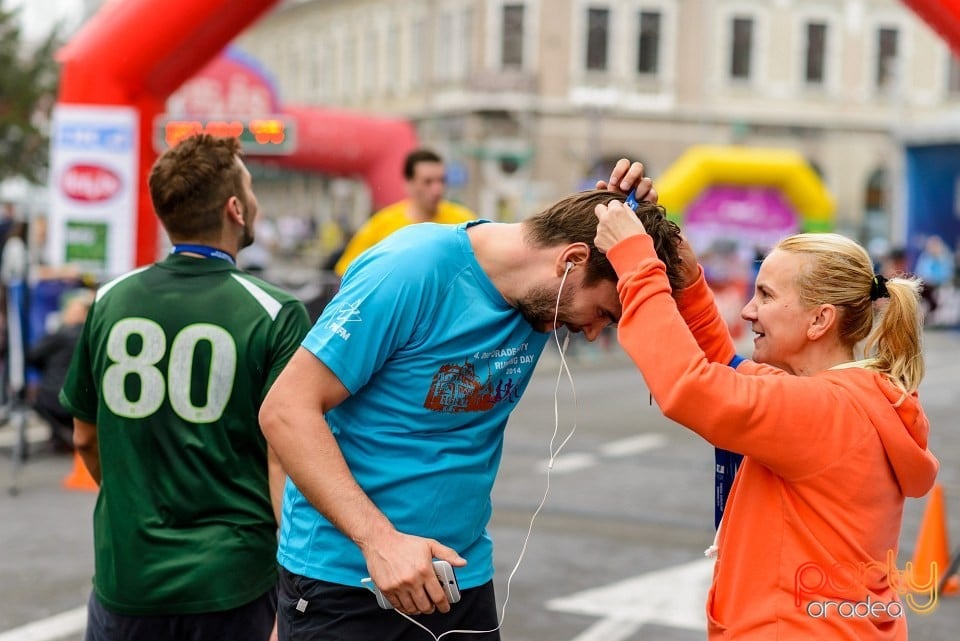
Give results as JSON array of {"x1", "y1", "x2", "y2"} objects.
[{"x1": 565, "y1": 261, "x2": 575, "y2": 272}]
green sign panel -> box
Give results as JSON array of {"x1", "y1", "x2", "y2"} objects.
[{"x1": 65, "y1": 220, "x2": 108, "y2": 269}]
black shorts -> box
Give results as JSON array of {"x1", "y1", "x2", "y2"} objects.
[
  {"x1": 84, "y1": 587, "x2": 276, "y2": 641},
  {"x1": 277, "y1": 566, "x2": 501, "y2": 641}
]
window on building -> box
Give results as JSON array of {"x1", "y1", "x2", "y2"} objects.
[
  {"x1": 730, "y1": 16, "x2": 753, "y2": 79},
  {"x1": 863, "y1": 167, "x2": 890, "y2": 244},
  {"x1": 285, "y1": 42, "x2": 301, "y2": 99},
  {"x1": 461, "y1": 8, "x2": 473, "y2": 78},
  {"x1": 437, "y1": 12, "x2": 454, "y2": 80},
  {"x1": 411, "y1": 18, "x2": 424, "y2": 87},
  {"x1": 586, "y1": 7, "x2": 610, "y2": 71},
  {"x1": 948, "y1": 53, "x2": 960, "y2": 95},
  {"x1": 502, "y1": 3, "x2": 525, "y2": 68},
  {"x1": 804, "y1": 22, "x2": 826, "y2": 84},
  {"x1": 363, "y1": 30, "x2": 378, "y2": 95},
  {"x1": 876, "y1": 27, "x2": 898, "y2": 89},
  {"x1": 386, "y1": 24, "x2": 400, "y2": 93},
  {"x1": 865, "y1": 167, "x2": 887, "y2": 211},
  {"x1": 332, "y1": 38, "x2": 342, "y2": 99},
  {"x1": 304, "y1": 42, "x2": 318, "y2": 102},
  {"x1": 315, "y1": 40, "x2": 330, "y2": 102},
  {"x1": 340, "y1": 38, "x2": 355, "y2": 99},
  {"x1": 637, "y1": 10, "x2": 661, "y2": 74}
]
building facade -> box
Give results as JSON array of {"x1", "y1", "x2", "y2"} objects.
[{"x1": 237, "y1": 0, "x2": 959, "y2": 250}]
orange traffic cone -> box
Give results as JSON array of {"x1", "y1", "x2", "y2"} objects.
[
  {"x1": 909, "y1": 484, "x2": 959, "y2": 597},
  {"x1": 62, "y1": 451, "x2": 98, "y2": 492}
]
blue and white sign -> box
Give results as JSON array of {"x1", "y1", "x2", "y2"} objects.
[{"x1": 47, "y1": 105, "x2": 139, "y2": 278}]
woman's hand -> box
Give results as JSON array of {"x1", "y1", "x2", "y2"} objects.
[
  {"x1": 595, "y1": 158, "x2": 658, "y2": 204},
  {"x1": 594, "y1": 200, "x2": 648, "y2": 254}
]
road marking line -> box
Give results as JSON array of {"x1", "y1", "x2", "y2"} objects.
[
  {"x1": 0, "y1": 606, "x2": 86, "y2": 641},
  {"x1": 544, "y1": 452, "x2": 597, "y2": 474},
  {"x1": 547, "y1": 558, "x2": 712, "y2": 630},
  {"x1": 541, "y1": 433, "x2": 667, "y2": 475},
  {"x1": 567, "y1": 618, "x2": 642, "y2": 641},
  {"x1": 598, "y1": 434, "x2": 667, "y2": 458},
  {"x1": 0, "y1": 424, "x2": 48, "y2": 448}
]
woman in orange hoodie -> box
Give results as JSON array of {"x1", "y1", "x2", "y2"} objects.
[{"x1": 591, "y1": 192, "x2": 938, "y2": 640}]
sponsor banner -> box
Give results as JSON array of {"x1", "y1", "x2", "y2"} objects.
[
  {"x1": 60, "y1": 164, "x2": 122, "y2": 203},
  {"x1": 65, "y1": 221, "x2": 109, "y2": 265},
  {"x1": 48, "y1": 105, "x2": 138, "y2": 278},
  {"x1": 156, "y1": 47, "x2": 295, "y2": 155}
]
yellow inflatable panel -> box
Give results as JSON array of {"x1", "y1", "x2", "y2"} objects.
[{"x1": 656, "y1": 146, "x2": 835, "y2": 227}]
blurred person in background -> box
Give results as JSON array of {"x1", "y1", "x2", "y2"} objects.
[
  {"x1": 914, "y1": 234, "x2": 954, "y2": 323},
  {"x1": 238, "y1": 216, "x2": 278, "y2": 276},
  {"x1": 0, "y1": 202, "x2": 16, "y2": 264},
  {"x1": 880, "y1": 246, "x2": 908, "y2": 280},
  {"x1": 26, "y1": 288, "x2": 94, "y2": 453},
  {"x1": 60, "y1": 134, "x2": 311, "y2": 641},
  {"x1": 0, "y1": 220, "x2": 28, "y2": 285},
  {"x1": 333, "y1": 149, "x2": 476, "y2": 276},
  {"x1": 1, "y1": 220, "x2": 32, "y2": 412}
]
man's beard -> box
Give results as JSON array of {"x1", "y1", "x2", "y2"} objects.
[
  {"x1": 240, "y1": 223, "x2": 254, "y2": 249},
  {"x1": 515, "y1": 282, "x2": 576, "y2": 332},
  {"x1": 240, "y1": 197, "x2": 255, "y2": 248}
]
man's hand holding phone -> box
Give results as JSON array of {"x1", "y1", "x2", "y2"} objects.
[
  {"x1": 363, "y1": 560, "x2": 461, "y2": 612},
  {"x1": 359, "y1": 530, "x2": 466, "y2": 615}
]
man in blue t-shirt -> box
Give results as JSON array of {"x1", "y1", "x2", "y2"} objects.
[{"x1": 260, "y1": 163, "x2": 683, "y2": 640}]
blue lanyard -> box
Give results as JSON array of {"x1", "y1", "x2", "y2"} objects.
[
  {"x1": 171, "y1": 244, "x2": 236, "y2": 266},
  {"x1": 714, "y1": 354, "x2": 746, "y2": 528}
]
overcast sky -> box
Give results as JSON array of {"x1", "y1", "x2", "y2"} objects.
[{"x1": 8, "y1": 0, "x2": 85, "y2": 42}]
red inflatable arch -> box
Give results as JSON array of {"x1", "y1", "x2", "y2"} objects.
[
  {"x1": 56, "y1": 0, "x2": 414, "y2": 267},
  {"x1": 902, "y1": 0, "x2": 960, "y2": 56},
  {"x1": 274, "y1": 105, "x2": 417, "y2": 209}
]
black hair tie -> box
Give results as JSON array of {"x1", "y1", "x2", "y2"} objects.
[{"x1": 870, "y1": 274, "x2": 890, "y2": 301}]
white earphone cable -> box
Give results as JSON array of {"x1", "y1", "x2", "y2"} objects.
[{"x1": 388, "y1": 265, "x2": 579, "y2": 640}]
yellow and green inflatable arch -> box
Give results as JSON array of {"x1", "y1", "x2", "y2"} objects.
[{"x1": 656, "y1": 145, "x2": 835, "y2": 232}]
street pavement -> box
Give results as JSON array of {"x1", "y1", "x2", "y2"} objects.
[{"x1": 2, "y1": 329, "x2": 960, "y2": 640}]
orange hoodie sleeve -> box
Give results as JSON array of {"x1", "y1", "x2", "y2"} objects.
[
  {"x1": 607, "y1": 234, "x2": 866, "y2": 480},
  {"x1": 675, "y1": 267, "x2": 789, "y2": 377},
  {"x1": 674, "y1": 266, "x2": 737, "y2": 365}
]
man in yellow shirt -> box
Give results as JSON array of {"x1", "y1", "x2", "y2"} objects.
[{"x1": 334, "y1": 149, "x2": 475, "y2": 276}]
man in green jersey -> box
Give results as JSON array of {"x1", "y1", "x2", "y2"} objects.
[{"x1": 60, "y1": 134, "x2": 311, "y2": 641}]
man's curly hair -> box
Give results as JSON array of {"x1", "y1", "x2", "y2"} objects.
[
  {"x1": 523, "y1": 190, "x2": 683, "y2": 290},
  {"x1": 148, "y1": 134, "x2": 245, "y2": 240}
]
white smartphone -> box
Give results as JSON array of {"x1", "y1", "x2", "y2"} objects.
[{"x1": 361, "y1": 560, "x2": 461, "y2": 609}]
